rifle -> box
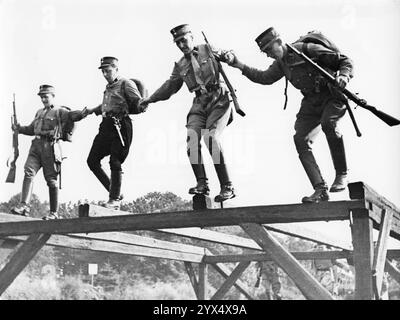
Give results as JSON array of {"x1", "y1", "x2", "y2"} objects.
[
  {"x1": 202, "y1": 31, "x2": 246, "y2": 117},
  {"x1": 286, "y1": 43, "x2": 400, "y2": 133},
  {"x1": 6, "y1": 94, "x2": 19, "y2": 183}
]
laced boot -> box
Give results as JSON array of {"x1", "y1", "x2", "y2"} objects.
[
  {"x1": 188, "y1": 179, "x2": 210, "y2": 195},
  {"x1": 215, "y1": 183, "x2": 236, "y2": 202},
  {"x1": 302, "y1": 186, "x2": 329, "y2": 204},
  {"x1": 11, "y1": 203, "x2": 30, "y2": 216},
  {"x1": 42, "y1": 211, "x2": 59, "y2": 220},
  {"x1": 330, "y1": 173, "x2": 348, "y2": 192}
]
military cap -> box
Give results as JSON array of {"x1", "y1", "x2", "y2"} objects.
[
  {"x1": 37, "y1": 84, "x2": 55, "y2": 96},
  {"x1": 170, "y1": 24, "x2": 191, "y2": 42},
  {"x1": 255, "y1": 27, "x2": 280, "y2": 51},
  {"x1": 98, "y1": 56, "x2": 119, "y2": 69}
]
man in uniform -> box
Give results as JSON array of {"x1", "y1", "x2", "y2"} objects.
[
  {"x1": 226, "y1": 27, "x2": 354, "y2": 203},
  {"x1": 139, "y1": 24, "x2": 235, "y2": 202},
  {"x1": 256, "y1": 261, "x2": 282, "y2": 300},
  {"x1": 11, "y1": 85, "x2": 88, "y2": 220},
  {"x1": 312, "y1": 244, "x2": 339, "y2": 296},
  {"x1": 86, "y1": 57, "x2": 142, "y2": 209}
]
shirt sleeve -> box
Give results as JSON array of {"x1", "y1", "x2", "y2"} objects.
[
  {"x1": 18, "y1": 111, "x2": 38, "y2": 135},
  {"x1": 123, "y1": 79, "x2": 142, "y2": 113},
  {"x1": 148, "y1": 63, "x2": 184, "y2": 103},
  {"x1": 241, "y1": 60, "x2": 285, "y2": 85},
  {"x1": 305, "y1": 43, "x2": 354, "y2": 79}
]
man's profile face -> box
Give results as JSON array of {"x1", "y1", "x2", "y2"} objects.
[
  {"x1": 175, "y1": 34, "x2": 194, "y2": 55},
  {"x1": 101, "y1": 65, "x2": 118, "y2": 84},
  {"x1": 40, "y1": 93, "x2": 54, "y2": 108},
  {"x1": 263, "y1": 40, "x2": 284, "y2": 60}
]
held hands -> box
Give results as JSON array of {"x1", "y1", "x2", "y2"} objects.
[
  {"x1": 11, "y1": 122, "x2": 20, "y2": 132},
  {"x1": 223, "y1": 51, "x2": 244, "y2": 70},
  {"x1": 335, "y1": 74, "x2": 349, "y2": 89},
  {"x1": 138, "y1": 98, "x2": 150, "y2": 113},
  {"x1": 81, "y1": 107, "x2": 95, "y2": 118}
]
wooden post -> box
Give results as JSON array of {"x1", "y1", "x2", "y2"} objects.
[
  {"x1": 198, "y1": 262, "x2": 208, "y2": 300},
  {"x1": 184, "y1": 262, "x2": 200, "y2": 299},
  {"x1": 0, "y1": 233, "x2": 50, "y2": 295},
  {"x1": 210, "y1": 261, "x2": 250, "y2": 300},
  {"x1": 350, "y1": 209, "x2": 374, "y2": 300},
  {"x1": 372, "y1": 209, "x2": 393, "y2": 299},
  {"x1": 241, "y1": 223, "x2": 334, "y2": 300},
  {"x1": 192, "y1": 195, "x2": 213, "y2": 211}
]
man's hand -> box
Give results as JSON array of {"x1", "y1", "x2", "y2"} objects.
[
  {"x1": 224, "y1": 51, "x2": 244, "y2": 70},
  {"x1": 81, "y1": 107, "x2": 90, "y2": 118},
  {"x1": 137, "y1": 98, "x2": 150, "y2": 113},
  {"x1": 335, "y1": 74, "x2": 349, "y2": 89},
  {"x1": 11, "y1": 122, "x2": 20, "y2": 132}
]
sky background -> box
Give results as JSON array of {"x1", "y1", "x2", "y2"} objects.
[{"x1": 1, "y1": 0, "x2": 400, "y2": 247}]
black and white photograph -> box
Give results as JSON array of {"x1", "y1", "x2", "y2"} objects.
[{"x1": 0, "y1": 0, "x2": 399, "y2": 304}]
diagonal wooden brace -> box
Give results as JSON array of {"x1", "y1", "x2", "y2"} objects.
[
  {"x1": 0, "y1": 233, "x2": 50, "y2": 295},
  {"x1": 240, "y1": 223, "x2": 334, "y2": 300},
  {"x1": 184, "y1": 262, "x2": 200, "y2": 299},
  {"x1": 210, "y1": 261, "x2": 251, "y2": 300},
  {"x1": 372, "y1": 209, "x2": 393, "y2": 299}
]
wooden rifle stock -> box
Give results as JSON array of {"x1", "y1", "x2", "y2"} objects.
[{"x1": 6, "y1": 94, "x2": 19, "y2": 183}]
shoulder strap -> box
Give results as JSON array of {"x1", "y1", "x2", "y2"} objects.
[{"x1": 56, "y1": 108, "x2": 63, "y2": 140}]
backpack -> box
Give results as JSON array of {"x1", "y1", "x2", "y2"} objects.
[
  {"x1": 56, "y1": 106, "x2": 75, "y2": 142},
  {"x1": 283, "y1": 31, "x2": 341, "y2": 109},
  {"x1": 122, "y1": 78, "x2": 148, "y2": 114}
]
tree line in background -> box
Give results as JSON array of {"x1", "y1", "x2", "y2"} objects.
[{"x1": 0, "y1": 192, "x2": 399, "y2": 300}]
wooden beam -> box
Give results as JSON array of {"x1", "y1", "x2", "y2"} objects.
[
  {"x1": 184, "y1": 262, "x2": 200, "y2": 300},
  {"x1": 372, "y1": 209, "x2": 393, "y2": 299},
  {"x1": 350, "y1": 209, "x2": 374, "y2": 300},
  {"x1": 210, "y1": 261, "x2": 251, "y2": 300},
  {"x1": 198, "y1": 262, "x2": 208, "y2": 300},
  {"x1": 348, "y1": 182, "x2": 400, "y2": 241},
  {"x1": 0, "y1": 233, "x2": 50, "y2": 295},
  {"x1": 0, "y1": 200, "x2": 364, "y2": 237},
  {"x1": 207, "y1": 262, "x2": 254, "y2": 300},
  {"x1": 241, "y1": 223, "x2": 334, "y2": 300},
  {"x1": 385, "y1": 259, "x2": 400, "y2": 285},
  {"x1": 78, "y1": 206, "x2": 353, "y2": 251},
  {"x1": 204, "y1": 250, "x2": 351, "y2": 264}
]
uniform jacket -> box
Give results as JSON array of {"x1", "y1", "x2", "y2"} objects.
[
  {"x1": 92, "y1": 76, "x2": 141, "y2": 116},
  {"x1": 148, "y1": 44, "x2": 228, "y2": 103},
  {"x1": 242, "y1": 42, "x2": 354, "y2": 95},
  {"x1": 19, "y1": 105, "x2": 85, "y2": 137}
]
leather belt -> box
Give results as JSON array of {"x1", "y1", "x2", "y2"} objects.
[{"x1": 194, "y1": 83, "x2": 221, "y2": 97}]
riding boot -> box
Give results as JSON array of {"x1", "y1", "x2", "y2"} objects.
[
  {"x1": 11, "y1": 176, "x2": 33, "y2": 216},
  {"x1": 298, "y1": 150, "x2": 328, "y2": 190},
  {"x1": 42, "y1": 187, "x2": 59, "y2": 220},
  {"x1": 213, "y1": 152, "x2": 235, "y2": 202},
  {"x1": 327, "y1": 136, "x2": 348, "y2": 192},
  {"x1": 188, "y1": 164, "x2": 209, "y2": 195}
]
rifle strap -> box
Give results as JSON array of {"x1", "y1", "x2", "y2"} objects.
[{"x1": 283, "y1": 78, "x2": 289, "y2": 110}]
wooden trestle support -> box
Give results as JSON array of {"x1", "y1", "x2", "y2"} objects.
[{"x1": 0, "y1": 181, "x2": 399, "y2": 300}]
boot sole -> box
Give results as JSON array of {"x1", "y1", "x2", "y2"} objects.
[
  {"x1": 214, "y1": 194, "x2": 236, "y2": 203},
  {"x1": 329, "y1": 187, "x2": 346, "y2": 193},
  {"x1": 188, "y1": 190, "x2": 210, "y2": 196},
  {"x1": 301, "y1": 197, "x2": 329, "y2": 204}
]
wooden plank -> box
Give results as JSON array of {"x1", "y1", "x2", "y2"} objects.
[
  {"x1": 204, "y1": 250, "x2": 351, "y2": 264},
  {"x1": 184, "y1": 262, "x2": 200, "y2": 300},
  {"x1": 385, "y1": 259, "x2": 400, "y2": 284},
  {"x1": 198, "y1": 262, "x2": 208, "y2": 300},
  {"x1": 348, "y1": 182, "x2": 400, "y2": 241},
  {"x1": 0, "y1": 233, "x2": 50, "y2": 295},
  {"x1": 350, "y1": 208, "x2": 374, "y2": 300},
  {"x1": 241, "y1": 223, "x2": 333, "y2": 300},
  {"x1": 372, "y1": 209, "x2": 393, "y2": 299},
  {"x1": 210, "y1": 261, "x2": 250, "y2": 300},
  {"x1": 0, "y1": 200, "x2": 364, "y2": 237}
]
